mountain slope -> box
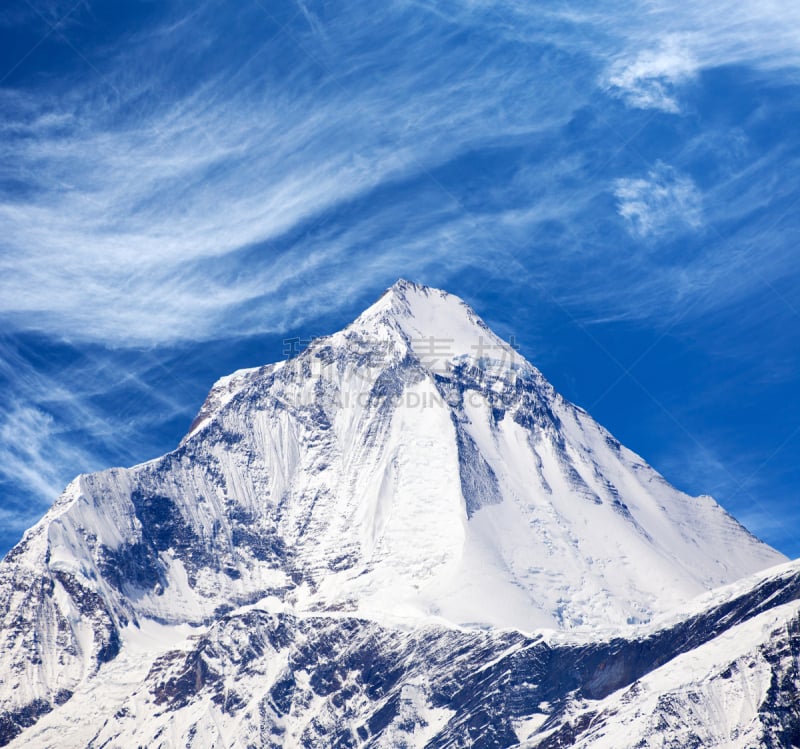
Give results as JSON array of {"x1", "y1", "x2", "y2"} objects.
[
  {"x1": 0, "y1": 279, "x2": 788, "y2": 746},
  {"x1": 10, "y1": 560, "x2": 800, "y2": 748}
]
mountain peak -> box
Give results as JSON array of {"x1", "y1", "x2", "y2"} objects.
[
  {"x1": 351, "y1": 279, "x2": 518, "y2": 377},
  {"x1": 360, "y1": 277, "x2": 461, "y2": 319},
  {"x1": 0, "y1": 281, "x2": 789, "y2": 746},
  {"x1": 167, "y1": 281, "x2": 784, "y2": 633},
  {"x1": 388, "y1": 276, "x2": 424, "y2": 294}
]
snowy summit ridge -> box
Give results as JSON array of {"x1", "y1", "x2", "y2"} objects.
[{"x1": 0, "y1": 279, "x2": 793, "y2": 748}]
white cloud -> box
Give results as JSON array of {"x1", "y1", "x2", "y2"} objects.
[
  {"x1": 0, "y1": 404, "x2": 84, "y2": 503},
  {"x1": 614, "y1": 164, "x2": 703, "y2": 238},
  {"x1": 601, "y1": 1, "x2": 800, "y2": 111},
  {"x1": 606, "y1": 36, "x2": 698, "y2": 112},
  {"x1": 0, "y1": 337, "x2": 194, "y2": 532},
  {"x1": 1, "y1": 0, "x2": 799, "y2": 347},
  {"x1": 483, "y1": 1, "x2": 800, "y2": 113},
  {"x1": 0, "y1": 1, "x2": 584, "y2": 346}
]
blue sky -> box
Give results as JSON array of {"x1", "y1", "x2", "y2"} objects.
[{"x1": 1, "y1": 0, "x2": 799, "y2": 558}]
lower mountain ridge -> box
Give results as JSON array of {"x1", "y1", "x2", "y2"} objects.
[{"x1": 0, "y1": 280, "x2": 793, "y2": 748}]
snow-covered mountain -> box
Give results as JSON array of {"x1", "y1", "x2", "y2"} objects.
[
  {"x1": 0, "y1": 279, "x2": 792, "y2": 747},
  {"x1": 11, "y1": 558, "x2": 800, "y2": 748}
]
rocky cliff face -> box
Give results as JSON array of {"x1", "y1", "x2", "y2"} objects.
[{"x1": 0, "y1": 280, "x2": 790, "y2": 747}]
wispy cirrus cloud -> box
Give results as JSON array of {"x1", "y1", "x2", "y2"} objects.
[
  {"x1": 0, "y1": 0, "x2": 587, "y2": 345},
  {"x1": 0, "y1": 335, "x2": 196, "y2": 541},
  {"x1": 0, "y1": 402, "x2": 89, "y2": 503},
  {"x1": 599, "y1": 1, "x2": 800, "y2": 112},
  {"x1": 614, "y1": 163, "x2": 703, "y2": 238},
  {"x1": 606, "y1": 36, "x2": 697, "y2": 113},
  {"x1": 2, "y1": 0, "x2": 800, "y2": 347},
  {"x1": 1, "y1": 0, "x2": 799, "y2": 559},
  {"x1": 485, "y1": 0, "x2": 800, "y2": 113}
]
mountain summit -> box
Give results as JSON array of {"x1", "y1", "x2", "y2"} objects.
[
  {"x1": 182, "y1": 278, "x2": 782, "y2": 631},
  {"x1": 200, "y1": 279, "x2": 784, "y2": 625},
  {"x1": 0, "y1": 280, "x2": 792, "y2": 747}
]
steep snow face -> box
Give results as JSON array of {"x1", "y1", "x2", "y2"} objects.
[
  {"x1": 264, "y1": 279, "x2": 783, "y2": 629},
  {"x1": 174, "y1": 279, "x2": 785, "y2": 631},
  {"x1": 0, "y1": 280, "x2": 787, "y2": 742}
]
